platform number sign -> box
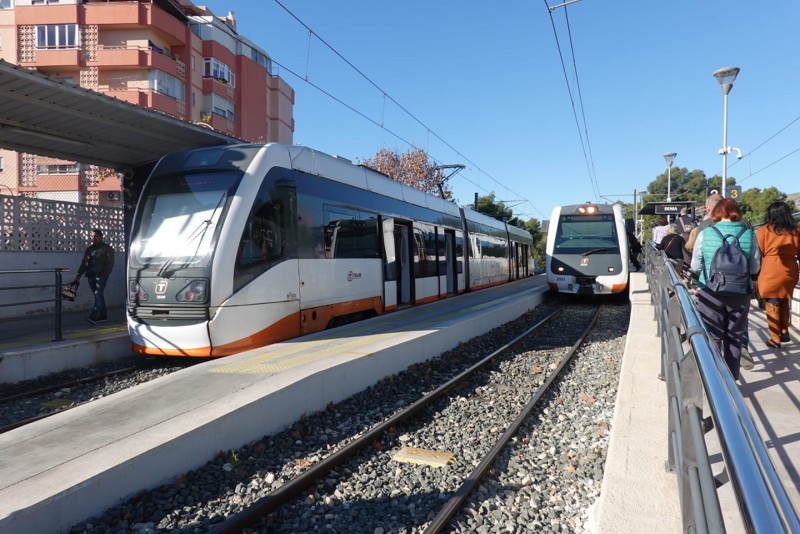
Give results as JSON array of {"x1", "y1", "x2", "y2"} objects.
[{"x1": 706, "y1": 185, "x2": 743, "y2": 202}]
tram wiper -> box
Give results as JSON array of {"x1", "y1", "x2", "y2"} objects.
[
  {"x1": 156, "y1": 193, "x2": 225, "y2": 278},
  {"x1": 582, "y1": 247, "x2": 616, "y2": 257}
]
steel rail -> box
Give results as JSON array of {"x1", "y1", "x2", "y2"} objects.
[
  {"x1": 211, "y1": 305, "x2": 568, "y2": 534},
  {"x1": 424, "y1": 304, "x2": 601, "y2": 533}
]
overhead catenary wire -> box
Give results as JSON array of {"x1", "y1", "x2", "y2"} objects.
[
  {"x1": 726, "y1": 111, "x2": 800, "y2": 185},
  {"x1": 272, "y1": 0, "x2": 545, "y2": 219},
  {"x1": 544, "y1": 0, "x2": 601, "y2": 203}
]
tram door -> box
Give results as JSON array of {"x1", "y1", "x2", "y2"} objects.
[
  {"x1": 395, "y1": 223, "x2": 413, "y2": 306},
  {"x1": 445, "y1": 230, "x2": 456, "y2": 294}
]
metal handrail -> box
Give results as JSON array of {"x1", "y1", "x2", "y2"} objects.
[
  {"x1": 0, "y1": 268, "x2": 71, "y2": 341},
  {"x1": 646, "y1": 244, "x2": 800, "y2": 532}
]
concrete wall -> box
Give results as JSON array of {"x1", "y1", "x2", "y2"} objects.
[{"x1": 0, "y1": 251, "x2": 126, "y2": 320}]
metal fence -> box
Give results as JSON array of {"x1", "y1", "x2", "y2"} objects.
[
  {"x1": 0, "y1": 194, "x2": 124, "y2": 252},
  {"x1": 0, "y1": 268, "x2": 71, "y2": 341},
  {"x1": 646, "y1": 245, "x2": 800, "y2": 533}
]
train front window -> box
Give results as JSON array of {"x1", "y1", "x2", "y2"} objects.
[
  {"x1": 555, "y1": 214, "x2": 618, "y2": 252},
  {"x1": 130, "y1": 172, "x2": 240, "y2": 269}
]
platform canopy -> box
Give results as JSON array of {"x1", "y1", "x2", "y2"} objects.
[{"x1": 0, "y1": 59, "x2": 238, "y2": 171}]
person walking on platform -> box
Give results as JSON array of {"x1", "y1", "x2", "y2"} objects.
[
  {"x1": 755, "y1": 201, "x2": 800, "y2": 349},
  {"x1": 627, "y1": 231, "x2": 643, "y2": 271},
  {"x1": 73, "y1": 229, "x2": 115, "y2": 325},
  {"x1": 690, "y1": 199, "x2": 761, "y2": 380},
  {"x1": 651, "y1": 216, "x2": 669, "y2": 247},
  {"x1": 656, "y1": 223, "x2": 686, "y2": 270},
  {"x1": 685, "y1": 193, "x2": 723, "y2": 255}
]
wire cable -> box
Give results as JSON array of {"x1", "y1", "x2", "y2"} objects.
[
  {"x1": 544, "y1": 0, "x2": 601, "y2": 202},
  {"x1": 273, "y1": 0, "x2": 544, "y2": 219}
]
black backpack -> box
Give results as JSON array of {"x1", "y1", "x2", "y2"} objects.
[{"x1": 704, "y1": 226, "x2": 751, "y2": 295}]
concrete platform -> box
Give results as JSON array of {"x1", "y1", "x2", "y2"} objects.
[
  {"x1": 0, "y1": 306, "x2": 131, "y2": 384},
  {"x1": 595, "y1": 272, "x2": 681, "y2": 533},
  {"x1": 596, "y1": 272, "x2": 800, "y2": 533},
  {"x1": 0, "y1": 277, "x2": 547, "y2": 533}
]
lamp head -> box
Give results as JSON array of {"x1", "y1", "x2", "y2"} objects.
[
  {"x1": 713, "y1": 66, "x2": 740, "y2": 95},
  {"x1": 663, "y1": 152, "x2": 677, "y2": 168}
]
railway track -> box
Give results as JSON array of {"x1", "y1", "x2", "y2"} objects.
[
  {"x1": 67, "y1": 299, "x2": 628, "y2": 533},
  {"x1": 210, "y1": 302, "x2": 604, "y2": 533},
  {"x1": 0, "y1": 357, "x2": 197, "y2": 434}
]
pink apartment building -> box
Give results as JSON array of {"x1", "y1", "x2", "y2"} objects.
[{"x1": 0, "y1": 0, "x2": 294, "y2": 205}]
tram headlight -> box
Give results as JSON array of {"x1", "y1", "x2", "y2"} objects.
[
  {"x1": 176, "y1": 280, "x2": 208, "y2": 302},
  {"x1": 129, "y1": 281, "x2": 149, "y2": 302}
]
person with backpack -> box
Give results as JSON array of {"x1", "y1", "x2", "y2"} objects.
[
  {"x1": 690, "y1": 199, "x2": 761, "y2": 380},
  {"x1": 755, "y1": 201, "x2": 800, "y2": 349}
]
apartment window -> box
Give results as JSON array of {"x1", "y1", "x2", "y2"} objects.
[
  {"x1": 148, "y1": 70, "x2": 186, "y2": 101},
  {"x1": 36, "y1": 24, "x2": 79, "y2": 49},
  {"x1": 36, "y1": 164, "x2": 80, "y2": 174},
  {"x1": 203, "y1": 58, "x2": 235, "y2": 87},
  {"x1": 32, "y1": 0, "x2": 62, "y2": 4},
  {"x1": 0, "y1": 156, "x2": 4, "y2": 172},
  {"x1": 208, "y1": 94, "x2": 235, "y2": 121}
]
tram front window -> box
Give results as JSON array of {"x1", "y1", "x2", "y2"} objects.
[
  {"x1": 129, "y1": 172, "x2": 240, "y2": 269},
  {"x1": 555, "y1": 215, "x2": 617, "y2": 252}
]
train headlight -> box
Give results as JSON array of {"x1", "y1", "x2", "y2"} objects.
[
  {"x1": 557, "y1": 266, "x2": 565, "y2": 272},
  {"x1": 608, "y1": 267, "x2": 615, "y2": 272},
  {"x1": 129, "y1": 281, "x2": 149, "y2": 302},
  {"x1": 176, "y1": 280, "x2": 208, "y2": 302},
  {"x1": 577, "y1": 204, "x2": 598, "y2": 214}
]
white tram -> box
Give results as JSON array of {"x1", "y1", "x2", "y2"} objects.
[
  {"x1": 545, "y1": 202, "x2": 629, "y2": 297},
  {"x1": 127, "y1": 144, "x2": 534, "y2": 357}
]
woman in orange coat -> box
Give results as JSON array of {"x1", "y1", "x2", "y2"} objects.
[{"x1": 755, "y1": 201, "x2": 800, "y2": 348}]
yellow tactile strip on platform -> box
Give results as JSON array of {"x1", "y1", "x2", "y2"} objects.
[{"x1": 209, "y1": 332, "x2": 398, "y2": 374}]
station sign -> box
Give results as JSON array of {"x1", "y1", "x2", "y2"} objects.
[
  {"x1": 654, "y1": 204, "x2": 683, "y2": 215},
  {"x1": 706, "y1": 185, "x2": 743, "y2": 202}
]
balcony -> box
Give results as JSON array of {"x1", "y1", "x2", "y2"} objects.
[
  {"x1": 93, "y1": 45, "x2": 177, "y2": 75},
  {"x1": 100, "y1": 88, "x2": 183, "y2": 119},
  {"x1": 20, "y1": 48, "x2": 81, "y2": 68},
  {"x1": 84, "y1": 3, "x2": 187, "y2": 46}
]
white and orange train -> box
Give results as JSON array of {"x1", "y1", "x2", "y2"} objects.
[
  {"x1": 545, "y1": 202, "x2": 630, "y2": 297},
  {"x1": 127, "y1": 143, "x2": 534, "y2": 357}
]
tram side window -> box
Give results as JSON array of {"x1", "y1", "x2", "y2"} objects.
[
  {"x1": 238, "y1": 201, "x2": 284, "y2": 268},
  {"x1": 326, "y1": 218, "x2": 379, "y2": 259}
]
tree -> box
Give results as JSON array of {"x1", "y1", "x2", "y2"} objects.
[
  {"x1": 739, "y1": 186, "x2": 790, "y2": 224},
  {"x1": 467, "y1": 193, "x2": 514, "y2": 221},
  {"x1": 360, "y1": 147, "x2": 452, "y2": 198}
]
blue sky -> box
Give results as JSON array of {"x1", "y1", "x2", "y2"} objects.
[{"x1": 201, "y1": 0, "x2": 800, "y2": 221}]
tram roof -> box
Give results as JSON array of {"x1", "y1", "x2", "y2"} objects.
[{"x1": 0, "y1": 59, "x2": 238, "y2": 171}]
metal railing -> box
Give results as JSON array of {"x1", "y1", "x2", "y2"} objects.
[
  {"x1": 646, "y1": 245, "x2": 800, "y2": 533},
  {"x1": 0, "y1": 268, "x2": 71, "y2": 342}
]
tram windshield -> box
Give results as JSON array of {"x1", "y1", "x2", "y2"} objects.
[
  {"x1": 554, "y1": 214, "x2": 618, "y2": 252},
  {"x1": 129, "y1": 171, "x2": 241, "y2": 269}
]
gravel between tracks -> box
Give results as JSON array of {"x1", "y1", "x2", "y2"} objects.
[
  {"x1": 0, "y1": 357, "x2": 188, "y2": 429},
  {"x1": 68, "y1": 300, "x2": 629, "y2": 533}
]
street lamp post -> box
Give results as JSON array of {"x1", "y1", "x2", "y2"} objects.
[
  {"x1": 663, "y1": 152, "x2": 677, "y2": 203},
  {"x1": 713, "y1": 66, "x2": 740, "y2": 199}
]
